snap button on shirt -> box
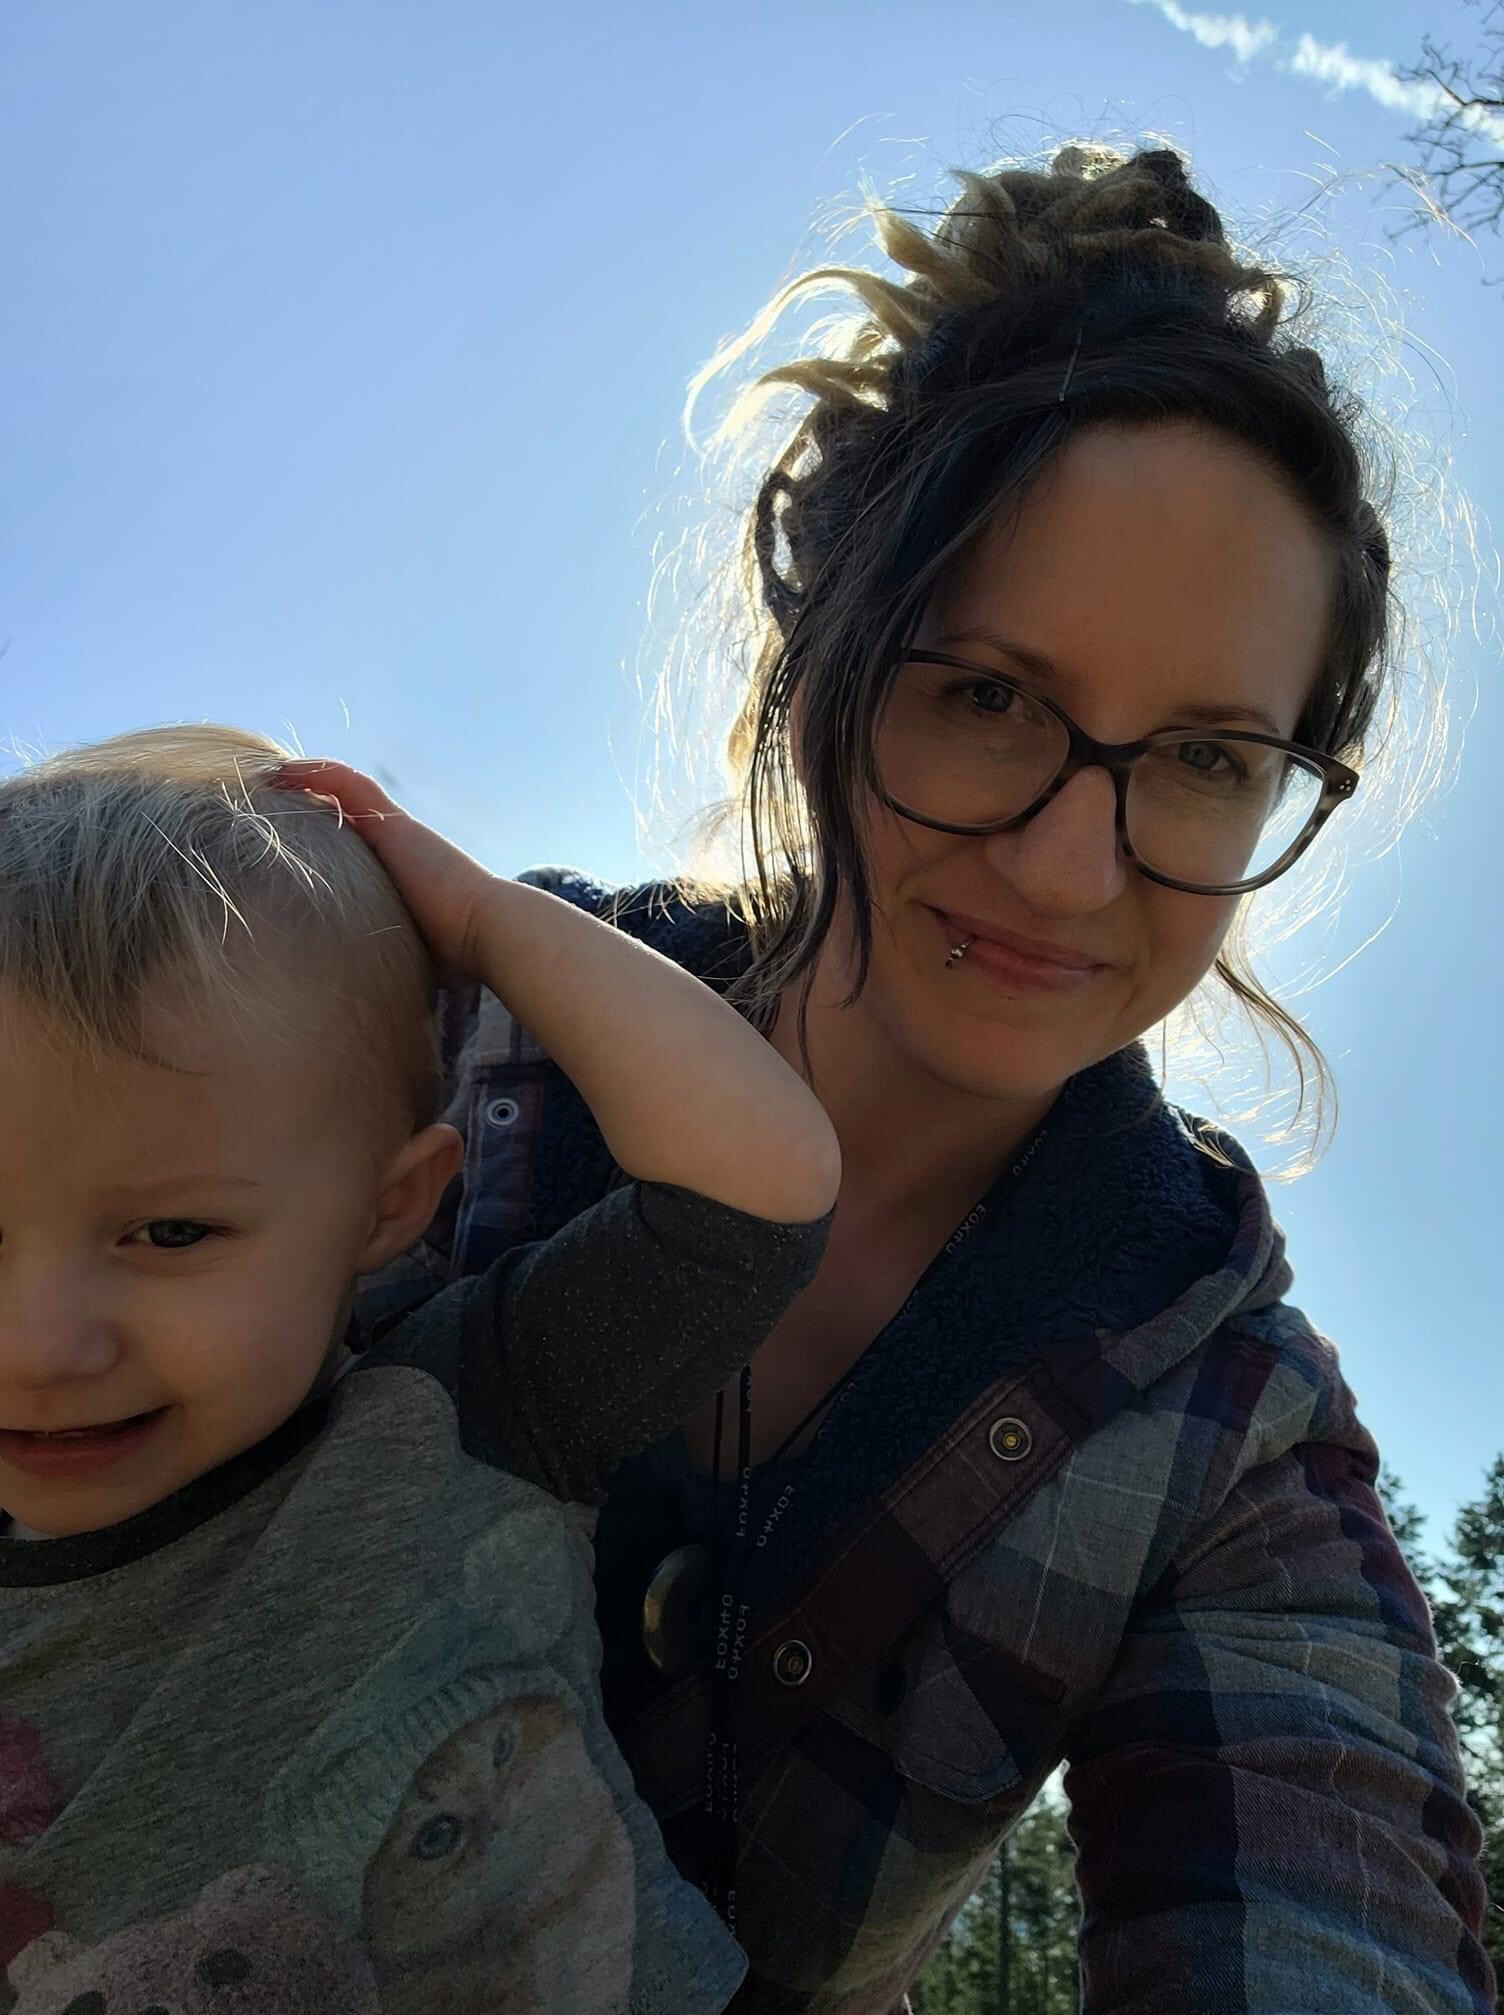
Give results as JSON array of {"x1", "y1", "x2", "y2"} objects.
[
  {"x1": 988, "y1": 1416, "x2": 1033, "y2": 1462},
  {"x1": 773, "y1": 1639, "x2": 814, "y2": 1687}
]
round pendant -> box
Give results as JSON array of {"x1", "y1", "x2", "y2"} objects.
[{"x1": 642, "y1": 1542, "x2": 713, "y2": 1678}]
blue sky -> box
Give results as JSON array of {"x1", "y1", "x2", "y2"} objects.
[{"x1": 2, "y1": 0, "x2": 1498, "y2": 1544}]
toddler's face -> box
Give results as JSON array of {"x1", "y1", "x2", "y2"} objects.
[{"x1": 0, "y1": 986, "x2": 430, "y2": 1538}]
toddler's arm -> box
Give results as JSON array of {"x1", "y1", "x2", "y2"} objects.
[
  {"x1": 445, "y1": 872, "x2": 837, "y2": 1223},
  {"x1": 275, "y1": 763, "x2": 838, "y2": 1225}
]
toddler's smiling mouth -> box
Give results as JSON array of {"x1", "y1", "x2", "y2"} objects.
[{"x1": 0, "y1": 1408, "x2": 170, "y2": 1481}]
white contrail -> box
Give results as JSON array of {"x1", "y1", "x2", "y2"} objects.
[
  {"x1": 1129, "y1": 0, "x2": 1504, "y2": 144},
  {"x1": 1288, "y1": 34, "x2": 1504, "y2": 140},
  {"x1": 1130, "y1": 0, "x2": 1278, "y2": 65}
]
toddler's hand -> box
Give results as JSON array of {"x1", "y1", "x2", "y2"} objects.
[{"x1": 271, "y1": 761, "x2": 495, "y2": 984}]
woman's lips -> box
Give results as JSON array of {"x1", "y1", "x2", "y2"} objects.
[{"x1": 933, "y1": 909, "x2": 1108, "y2": 994}]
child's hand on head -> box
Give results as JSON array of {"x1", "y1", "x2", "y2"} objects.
[
  {"x1": 272, "y1": 762, "x2": 497, "y2": 986},
  {"x1": 281, "y1": 756, "x2": 840, "y2": 1225}
]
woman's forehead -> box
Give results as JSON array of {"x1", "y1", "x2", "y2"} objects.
[{"x1": 926, "y1": 423, "x2": 1333, "y2": 736}]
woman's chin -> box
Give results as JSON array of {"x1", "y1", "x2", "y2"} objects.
[
  {"x1": 885, "y1": 948, "x2": 1144, "y2": 1105},
  {"x1": 898, "y1": 1010, "x2": 1102, "y2": 1107}
]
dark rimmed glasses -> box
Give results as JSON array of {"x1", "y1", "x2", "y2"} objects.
[{"x1": 876, "y1": 651, "x2": 1359, "y2": 897}]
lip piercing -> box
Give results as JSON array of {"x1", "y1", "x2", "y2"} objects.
[{"x1": 944, "y1": 937, "x2": 975, "y2": 969}]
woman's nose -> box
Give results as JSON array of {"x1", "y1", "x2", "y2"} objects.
[{"x1": 981, "y1": 765, "x2": 1128, "y2": 916}]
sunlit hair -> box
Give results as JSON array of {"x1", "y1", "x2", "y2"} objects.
[
  {"x1": 0, "y1": 725, "x2": 438, "y2": 1129},
  {"x1": 668, "y1": 142, "x2": 1452, "y2": 1159}
]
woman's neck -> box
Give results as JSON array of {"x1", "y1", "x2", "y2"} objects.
[{"x1": 768, "y1": 970, "x2": 1055, "y2": 1231}]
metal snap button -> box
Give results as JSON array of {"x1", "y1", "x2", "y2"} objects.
[
  {"x1": 484, "y1": 1096, "x2": 520, "y2": 1129},
  {"x1": 772, "y1": 1639, "x2": 814, "y2": 1687},
  {"x1": 988, "y1": 1416, "x2": 1033, "y2": 1462}
]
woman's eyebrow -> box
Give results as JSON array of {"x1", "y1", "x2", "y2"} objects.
[
  {"x1": 1167, "y1": 699, "x2": 1286, "y2": 736},
  {"x1": 933, "y1": 629, "x2": 1287, "y2": 737},
  {"x1": 932, "y1": 627, "x2": 1058, "y2": 680}
]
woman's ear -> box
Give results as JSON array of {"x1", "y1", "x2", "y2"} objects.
[{"x1": 356, "y1": 1123, "x2": 464, "y2": 1275}]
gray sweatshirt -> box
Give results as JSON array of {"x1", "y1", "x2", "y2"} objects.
[{"x1": 0, "y1": 1181, "x2": 828, "y2": 2015}]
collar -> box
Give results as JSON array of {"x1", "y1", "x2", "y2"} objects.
[
  {"x1": 0, "y1": 1397, "x2": 335, "y2": 1587},
  {"x1": 598, "y1": 886, "x2": 1290, "y2": 1591}
]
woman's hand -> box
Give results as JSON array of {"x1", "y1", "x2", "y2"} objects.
[{"x1": 271, "y1": 760, "x2": 495, "y2": 984}]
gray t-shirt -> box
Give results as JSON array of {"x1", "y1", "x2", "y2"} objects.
[{"x1": 0, "y1": 1181, "x2": 828, "y2": 2015}]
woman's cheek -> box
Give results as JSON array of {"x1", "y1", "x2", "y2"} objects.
[{"x1": 1180, "y1": 892, "x2": 1241, "y2": 992}]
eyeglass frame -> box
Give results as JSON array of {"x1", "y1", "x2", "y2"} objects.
[{"x1": 878, "y1": 650, "x2": 1361, "y2": 897}]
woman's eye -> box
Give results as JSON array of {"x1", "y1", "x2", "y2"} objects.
[
  {"x1": 130, "y1": 1220, "x2": 218, "y2": 1251},
  {"x1": 1177, "y1": 739, "x2": 1242, "y2": 778},
  {"x1": 963, "y1": 680, "x2": 1016, "y2": 716}
]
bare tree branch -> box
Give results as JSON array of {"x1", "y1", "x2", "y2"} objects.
[{"x1": 1395, "y1": 1, "x2": 1504, "y2": 256}]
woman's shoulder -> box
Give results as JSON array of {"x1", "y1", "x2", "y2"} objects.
[
  {"x1": 516, "y1": 867, "x2": 747, "y2": 974},
  {"x1": 1210, "y1": 1293, "x2": 1365, "y2": 1461},
  {"x1": 440, "y1": 870, "x2": 750, "y2": 1071},
  {"x1": 1061, "y1": 1067, "x2": 1365, "y2": 1470},
  {"x1": 514, "y1": 863, "x2": 621, "y2": 912}
]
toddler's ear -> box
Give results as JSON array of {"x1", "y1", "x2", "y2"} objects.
[{"x1": 357, "y1": 1124, "x2": 464, "y2": 1274}]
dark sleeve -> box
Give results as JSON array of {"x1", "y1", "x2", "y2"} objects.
[
  {"x1": 1062, "y1": 1438, "x2": 1495, "y2": 2012},
  {"x1": 460, "y1": 1181, "x2": 830, "y2": 1503}
]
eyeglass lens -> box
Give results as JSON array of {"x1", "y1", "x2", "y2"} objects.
[{"x1": 876, "y1": 659, "x2": 1327, "y2": 890}]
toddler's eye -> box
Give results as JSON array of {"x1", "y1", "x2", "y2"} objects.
[{"x1": 130, "y1": 1220, "x2": 217, "y2": 1251}]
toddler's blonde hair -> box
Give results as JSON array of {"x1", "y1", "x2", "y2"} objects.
[{"x1": 0, "y1": 725, "x2": 438, "y2": 1128}]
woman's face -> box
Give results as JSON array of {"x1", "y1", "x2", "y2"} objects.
[{"x1": 844, "y1": 421, "x2": 1334, "y2": 1106}]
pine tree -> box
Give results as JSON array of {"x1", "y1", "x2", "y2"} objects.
[
  {"x1": 911, "y1": 1783, "x2": 1079, "y2": 2013},
  {"x1": 1379, "y1": 1463, "x2": 1504, "y2": 1978},
  {"x1": 1004, "y1": 1793, "x2": 1079, "y2": 2013}
]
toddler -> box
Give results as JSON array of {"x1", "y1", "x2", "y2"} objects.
[{"x1": 0, "y1": 728, "x2": 838, "y2": 2015}]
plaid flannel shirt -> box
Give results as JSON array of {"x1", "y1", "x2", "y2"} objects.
[{"x1": 361, "y1": 873, "x2": 1495, "y2": 2015}]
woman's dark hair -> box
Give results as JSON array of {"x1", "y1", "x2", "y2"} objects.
[{"x1": 684, "y1": 143, "x2": 1399, "y2": 1127}]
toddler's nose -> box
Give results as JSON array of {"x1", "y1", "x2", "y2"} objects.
[{"x1": 0, "y1": 1271, "x2": 119, "y2": 1389}]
